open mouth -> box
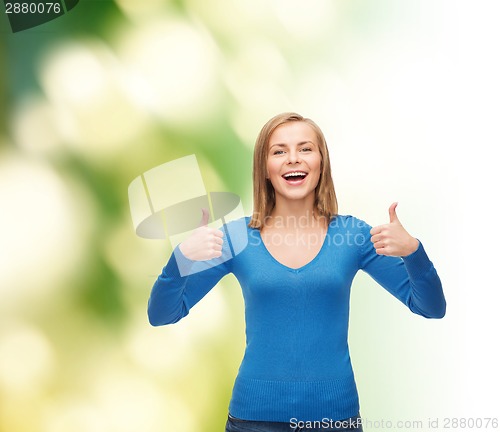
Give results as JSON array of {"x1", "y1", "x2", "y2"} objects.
[{"x1": 281, "y1": 171, "x2": 308, "y2": 184}]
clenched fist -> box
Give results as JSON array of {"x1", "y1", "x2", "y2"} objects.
[
  {"x1": 370, "y1": 202, "x2": 419, "y2": 257},
  {"x1": 179, "y1": 208, "x2": 225, "y2": 261}
]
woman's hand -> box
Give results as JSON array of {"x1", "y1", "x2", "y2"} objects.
[
  {"x1": 370, "y1": 202, "x2": 420, "y2": 257},
  {"x1": 179, "y1": 208, "x2": 224, "y2": 261}
]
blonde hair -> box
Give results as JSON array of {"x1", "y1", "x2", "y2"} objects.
[{"x1": 249, "y1": 112, "x2": 338, "y2": 229}]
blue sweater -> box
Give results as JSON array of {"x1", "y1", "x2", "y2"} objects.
[{"x1": 148, "y1": 215, "x2": 446, "y2": 422}]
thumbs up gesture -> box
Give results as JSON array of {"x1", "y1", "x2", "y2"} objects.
[
  {"x1": 178, "y1": 208, "x2": 225, "y2": 261},
  {"x1": 369, "y1": 203, "x2": 420, "y2": 257}
]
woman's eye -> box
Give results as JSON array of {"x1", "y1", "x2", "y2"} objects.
[
  {"x1": 273, "y1": 150, "x2": 285, "y2": 155},
  {"x1": 300, "y1": 147, "x2": 312, "y2": 152}
]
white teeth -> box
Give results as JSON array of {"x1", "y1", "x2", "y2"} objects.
[{"x1": 283, "y1": 172, "x2": 307, "y2": 178}]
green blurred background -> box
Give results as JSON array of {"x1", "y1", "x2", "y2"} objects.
[{"x1": 1, "y1": 1, "x2": 499, "y2": 431}]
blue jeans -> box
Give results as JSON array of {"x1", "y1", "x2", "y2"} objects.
[{"x1": 225, "y1": 413, "x2": 363, "y2": 432}]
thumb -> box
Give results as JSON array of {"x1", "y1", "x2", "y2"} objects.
[
  {"x1": 199, "y1": 207, "x2": 210, "y2": 227},
  {"x1": 389, "y1": 202, "x2": 399, "y2": 223}
]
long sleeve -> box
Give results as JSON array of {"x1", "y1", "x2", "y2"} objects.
[
  {"x1": 358, "y1": 220, "x2": 446, "y2": 319},
  {"x1": 147, "y1": 245, "x2": 232, "y2": 326}
]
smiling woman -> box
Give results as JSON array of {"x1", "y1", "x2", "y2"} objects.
[
  {"x1": 250, "y1": 113, "x2": 337, "y2": 231},
  {"x1": 253, "y1": 114, "x2": 333, "y2": 270},
  {"x1": 147, "y1": 112, "x2": 446, "y2": 432},
  {"x1": 266, "y1": 122, "x2": 322, "y2": 205}
]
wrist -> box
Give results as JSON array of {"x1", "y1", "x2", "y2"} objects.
[{"x1": 403, "y1": 237, "x2": 420, "y2": 257}]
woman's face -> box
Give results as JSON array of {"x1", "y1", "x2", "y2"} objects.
[{"x1": 266, "y1": 121, "x2": 322, "y2": 205}]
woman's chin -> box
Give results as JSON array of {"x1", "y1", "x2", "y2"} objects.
[{"x1": 275, "y1": 190, "x2": 315, "y2": 203}]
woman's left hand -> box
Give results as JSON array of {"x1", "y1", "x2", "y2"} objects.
[{"x1": 370, "y1": 202, "x2": 420, "y2": 257}]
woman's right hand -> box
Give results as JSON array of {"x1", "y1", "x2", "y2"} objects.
[{"x1": 178, "y1": 208, "x2": 224, "y2": 261}]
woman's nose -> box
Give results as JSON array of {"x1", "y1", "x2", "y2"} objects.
[{"x1": 287, "y1": 150, "x2": 301, "y2": 164}]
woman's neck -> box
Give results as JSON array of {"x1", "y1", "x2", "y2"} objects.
[{"x1": 267, "y1": 198, "x2": 326, "y2": 231}]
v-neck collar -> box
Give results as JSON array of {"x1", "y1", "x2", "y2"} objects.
[{"x1": 255, "y1": 221, "x2": 332, "y2": 273}]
